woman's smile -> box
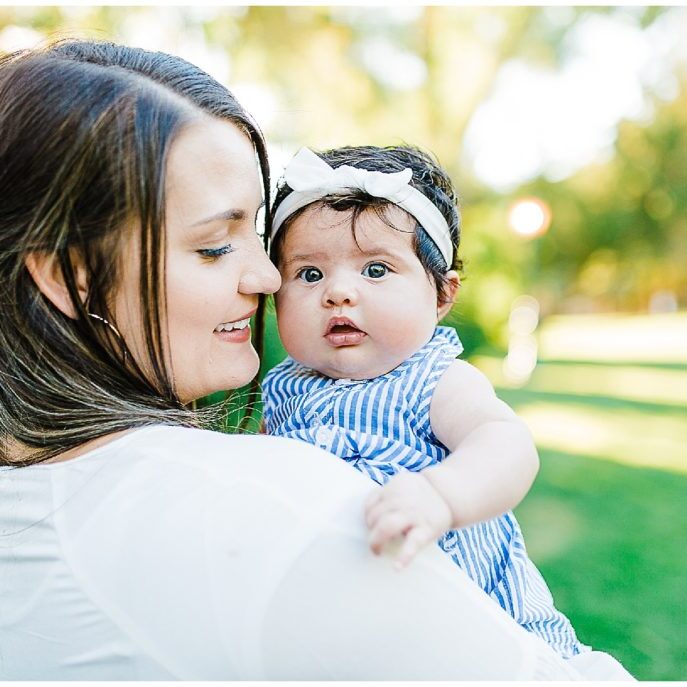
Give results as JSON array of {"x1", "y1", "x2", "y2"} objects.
[{"x1": 213, "y1": 308, "x2": 256, "y2": 343}]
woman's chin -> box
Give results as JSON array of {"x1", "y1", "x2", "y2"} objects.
[
  {"x1": 179, "y1": 356, "x2": 261, "y2": 404},
  {"x1": 218, "y1": 355, "x2": 261, "y2": 392}
]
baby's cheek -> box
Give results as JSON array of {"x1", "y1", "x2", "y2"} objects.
[
  {"x1": 276, "y1": 298, "x2": 309, "y2": 355},
  {"x1": 382, "y1": 311, "x2": 434, "y2": 358}
]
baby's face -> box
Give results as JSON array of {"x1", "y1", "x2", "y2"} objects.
[{"x1": 274, "y1": 204, "x2": 441, "y2": 379}]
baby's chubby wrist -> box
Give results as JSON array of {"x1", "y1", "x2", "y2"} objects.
[{"x1": 421, "y1": 464, "x2": 479, "y2": 530}]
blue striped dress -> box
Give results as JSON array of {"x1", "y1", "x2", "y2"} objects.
[{"x1": 262, "y1": 326, "x2": 585, "y2": 658}]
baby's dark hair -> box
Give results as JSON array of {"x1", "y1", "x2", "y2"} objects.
[{"x1": 270, "y1": 144, "x2": 462, "y2": 303}]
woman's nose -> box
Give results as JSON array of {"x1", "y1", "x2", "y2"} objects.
[
  {"x1": 323, "y1": 276, "x2": 358, "y2": 307},
  {"x1": 238, "y1": 244, "x2": 282, "y2": 295}
]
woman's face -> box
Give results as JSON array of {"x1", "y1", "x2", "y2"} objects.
[{"x1": 114, "y1": 116, "x2": 281, "y2": 403}]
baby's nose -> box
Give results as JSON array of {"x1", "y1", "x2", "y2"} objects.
[{"x1": 323, "y1": 278, "x2": 358, "y2": 307}]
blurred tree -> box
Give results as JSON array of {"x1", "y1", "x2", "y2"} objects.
[
  {"x1": 0, "y1": 5, "x2": 682, "y2": 340},
  {"x1": 503, "y1": 68, "x2": 687, "y2": 316}
]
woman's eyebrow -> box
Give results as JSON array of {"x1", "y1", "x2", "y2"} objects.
[
  {"x1": 191, "y1": 208, "x2": 246, "y2": 227},
  {"x1": 191, "y1": 200, "x2": 265, "y2": 228}
]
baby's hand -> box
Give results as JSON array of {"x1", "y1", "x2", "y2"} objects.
[{"x1": 364, "y1": 471, "x2": 452, "y2": 570}]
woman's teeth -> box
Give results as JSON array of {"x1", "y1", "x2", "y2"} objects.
[{"x1": 214, "y1": 318, "x2": 250, "y2": 333}]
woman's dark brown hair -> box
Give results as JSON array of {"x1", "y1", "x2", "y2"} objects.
[{"x1": 0, "y1": 40, "x2": 271, "y2": 466}]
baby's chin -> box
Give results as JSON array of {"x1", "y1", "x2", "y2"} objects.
[{"x1": 298, "y1": 353, "x2": 407, "y2": 381}]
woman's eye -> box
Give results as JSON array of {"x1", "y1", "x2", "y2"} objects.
[
  {"x1": 362, "y1": 262, "x2": 388, "y2": 279},
  {"x1": 197, "y1": 244, "x2": 234, "y2": 260},
  {"x1": 297, "y1": 267, "x2": 323, "y2": 283}
]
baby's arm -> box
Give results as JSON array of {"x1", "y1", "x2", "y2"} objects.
[
  {"x1": 424, "y1": 358, "x2": 539, "y2": 526},
  {"x1": 365, "y1": 359, "x2": 539, "y2": 567}
]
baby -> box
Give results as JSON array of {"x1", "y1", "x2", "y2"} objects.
[{"x1": 261, "y1": 145, "x2": 583, "y2": 658}]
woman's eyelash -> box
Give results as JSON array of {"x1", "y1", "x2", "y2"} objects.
[{"x1": 197, "y1": 244, "x2": 234, "y2": 259}]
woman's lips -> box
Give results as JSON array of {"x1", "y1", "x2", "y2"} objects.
[
  {"x1": 213, "y1": 308, "x2": 256, "y2": 344},
  {"x1": 214, "y1": 326, "x2": 251, "y2": 343}
]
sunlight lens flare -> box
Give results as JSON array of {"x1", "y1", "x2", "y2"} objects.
[
  {"x1": 508, "y1": 197, "x2": 552, "y2": 238},
  {"x1": 504, "y1": 295, "x2": 541, "y2": 385}
]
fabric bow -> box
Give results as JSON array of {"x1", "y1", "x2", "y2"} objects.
[
  {"x1": 272, "y1": 146, "x2": 454, "y2": 267},
  {"x1": 284, "y1": 147, "x2": 414, "y2": 203}
]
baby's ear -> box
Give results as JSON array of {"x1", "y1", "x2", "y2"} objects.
[{"x1": 437, "y1": 270, "x2": 460, "y2": 320}]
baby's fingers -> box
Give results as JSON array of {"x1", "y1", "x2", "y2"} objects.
[
  {"x1": 365, "y1": 497, "x2": 396, "y2": 530},
  {"x1": 394, "y1": 526, "x2": 432, "y2": 570},
  {"x1": 368, "y1": 511, "x2": 412, "y2": 555}
]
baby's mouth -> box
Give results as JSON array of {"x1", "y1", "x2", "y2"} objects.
[{"x1": 324, "y1": 317, "x2": 367, "y2": 347}]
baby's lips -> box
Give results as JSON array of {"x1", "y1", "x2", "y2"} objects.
[
  {"x1": 325, "y1": 315, "x2": 364, "y2": 335},
  {"x1": 324, "y1": 328, "x2": 367, "y2": 347}
]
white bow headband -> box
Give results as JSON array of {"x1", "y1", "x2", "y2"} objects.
[{"x1": 271, "y1": 147, "x2": 454, "y2": 268}]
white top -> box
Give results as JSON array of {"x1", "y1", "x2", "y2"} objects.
[{"x1": 0, "y1": 425, "x2": 583, "y2": 680}]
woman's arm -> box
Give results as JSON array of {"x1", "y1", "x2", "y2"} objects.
[
  {"x1": 65, "y1": 428, "x2": 577, "y2": 680},
  {"x1": 259, "y1": 511, "x2": 581, "y2": 680}
]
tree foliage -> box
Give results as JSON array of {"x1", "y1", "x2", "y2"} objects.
[{"x1": 0, "y1": 5, "x2": 683, "y2": 346}]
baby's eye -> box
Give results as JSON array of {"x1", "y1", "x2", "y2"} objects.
[
  {"x1": 362, "y1": 262, "x2": 388, "y2": 279},
  {"x1": 297, "y1": 267, "x2": 323, "y2": 283}
]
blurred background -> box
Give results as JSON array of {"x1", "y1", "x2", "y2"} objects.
[{"x1": 1, "y1": 5, "x2": 685, "y2": 679}]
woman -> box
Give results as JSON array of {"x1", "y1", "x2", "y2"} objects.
[{"x1": 0, "y1": 40, "x2": 598, "y2": 680}]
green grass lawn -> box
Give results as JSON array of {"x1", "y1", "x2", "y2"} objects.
[
  {"x1": 503, "y1": 393, "x2": 686, "y2": 681},
  {"x1": 258, "y1": 310, "x2": 686, "y2": 680},
  {"x1": 474, "y1": 312, "x2": 687, "y2": 681}
]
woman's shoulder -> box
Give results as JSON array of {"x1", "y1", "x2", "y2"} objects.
[
  {"x1": 19, "y1": 425, "x2": 377, "y2": 679},
  {"x1": 102, "y1": 424, "x2": 374, "y2": 518},
  {"x1": 128, "y1": 423, "x2": 345, "y2": 466}
]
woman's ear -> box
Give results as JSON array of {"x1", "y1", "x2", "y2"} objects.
[
  {"x1": 437, "y1": 270, "x2": 460, "y2": 320},
  {"x1": 24, "y1": 249, "x2": 89, "y2": 319}
]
